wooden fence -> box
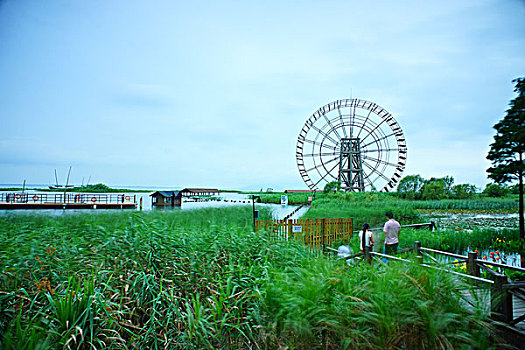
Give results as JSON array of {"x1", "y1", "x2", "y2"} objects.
[
  {"x1": 335, "y1": 241, "x2": 525, "y2": 332},
  {"x1": 255, "y1": 218, "x2": 353, "y2": 253}
]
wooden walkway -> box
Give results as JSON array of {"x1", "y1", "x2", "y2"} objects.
[
  {"x1": 458, "y1": 285, "x2": 525, "y2": 331},
  {"x1": 0, "y1": 202, "x2": 136, "y2": 209},
  {"x1": 336, "y1": 241, "x2": 525, "y2": 341},
  {"x1": 0, "y1": 193, "x2": 136, "y2": 209}
]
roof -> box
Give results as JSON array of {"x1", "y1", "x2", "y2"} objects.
[
  {"x1": 150, "y1": 191, "x2": 180, "y2": 197},
  {"x1": 180, "y1": 188, "x2": 220, "y2": 193}
]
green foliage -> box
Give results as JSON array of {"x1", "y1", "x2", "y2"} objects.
[
  {"x1": 304, "y1": 192, "x2": 420, "y2": 228},
  {"x1": 487, "y1": 77, "x2": 525, "y2": 239},
  {"x1": 420, "y1": 176, "x2": 454, "y2": 200},
  {"x1": 510, "y1": 183, "x2": 520, "y2": 195},
  {"x1": 43, "y1": 183, "x2": 149, "y2": 193},
  {"x1": 397, "y1": 174, "x2": 425, "y2": 199},
  {"x1": 0, "y1": 207, "x2": 296, "y2": 348},
  {"x1": 451, "y1": 183, "x2": 477, "y2": 199},
  {"x1": 400, "y1": 227, "x2": 521, "y2": 253},
  {"x1": 483, "y1": 183, "x2": 510, "y2": 197},
  {"x1": 398, "y1": 174, "x2": 480, "y2": 200},
  {"x1": 487, "y1": 77, "x2": 525, "y2": 184},
  {"x1": 323, "y1": 181, "x2": 341, "y2": 193},
  {"x1": 421, "y1": 179, "x2": 447, "y2": 200},
  {"x1": 0, "y1": 202, "x2": 516, "y2": 348},
  {"x1": 1, "y1": 310, "x2": 52, "y2": 350},
  {"x1": 258, "y1": 191, "x2": 316, "y2": 205},
  {"x1": 262, "y1": 259, "x2": 494, "y2": 349}
]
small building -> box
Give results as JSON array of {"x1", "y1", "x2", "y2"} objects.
[
  {"x1": 150, "y1": 191, "x2": 182, "y2": 207},
  {"x1": 180, "y1": 188, "x2": 220, "y2": 197}
]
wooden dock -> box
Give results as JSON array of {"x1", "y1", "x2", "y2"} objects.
[
  {"x1": 0, "y1": 193, "x2": 136, "y2": 210},
  {"x1": 339, "y1": 242, "x2": 525, "y2": 344}
]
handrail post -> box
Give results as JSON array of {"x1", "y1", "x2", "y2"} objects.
[
  {"x1": 414, "y1": 241, "x2": 421, "y2": 255},
  {"x1": 491, "y1": 274, "x2": 512, "y2": 323},
  {"x1": 364, "y1": 245, "x2": 372, "y2": 264},
  {"x1": 414, "y1": 241, "x2": 423, "y2": 264},
  {"x1": 467, "y1": 251, "x2": 480, "y2": 278},
  {"x1": 321, "y1": 218, "x2": 326, "y2": 251}
]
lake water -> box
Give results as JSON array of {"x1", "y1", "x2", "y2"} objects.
[
  {"x1": 422, "y1": 212, "x2": 519, "y2": 230},
  {"x1": 0, "y1": 190, "x2": 305, "y2": 220}
]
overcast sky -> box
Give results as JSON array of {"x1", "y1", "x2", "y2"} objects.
[{"x1": 1, "y1": 0, "x2": 524, "y2": 191}]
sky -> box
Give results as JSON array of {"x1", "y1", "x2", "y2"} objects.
[{"x1": 0, "y1": 0, "x2": 524, "y2": 191}]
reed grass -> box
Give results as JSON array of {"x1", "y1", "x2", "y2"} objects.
[
  {"x1": 304, "y1": 194, "x2": 421, "y2": 228},
  {"x1": 0, "y1": 205, "x2": 509, "y2": 348},
  {"x1": 258, "y1": 192, "x2": 314, "y2": 205},
  {"x1": 1, "y1": 207, "x2": 303, "y2": 349},
  {"x1": 261, "y1": 258, "x2": 494, "y2": 349}
]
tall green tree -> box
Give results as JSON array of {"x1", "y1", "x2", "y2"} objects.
[
  {"x1": 397, "y1": 174, "x2": 425, "y2": 199},
  {"x1": 487, "y1": 77, "x2": 525, "y2": 239},
  {"x1": 452, "y1": 183, "x2": 477, "y2": 199},
  {"x1": 323, "y1": 181, "x2": 341, "y2": 193}
]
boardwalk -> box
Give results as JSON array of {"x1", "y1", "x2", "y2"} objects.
[
  {"x1": 458, "y1": 284, "x2": 525, "y2": 331},
  {"x1": 0, "y1": 192, "x2": 136, "y2": 209},
  {"x1": 336, "y1": 241, "x2": 525, "y2": 342}
]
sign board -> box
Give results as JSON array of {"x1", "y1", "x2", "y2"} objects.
[
  {"x1": 308, "y1": 196, "x2": 313, "y2": 202},
  {"x1": 292, "y1": 225, "x2": 303, "y2": 233},
  {"x1": 281, "y1": 195, "x2": 288, "y2": 206}
]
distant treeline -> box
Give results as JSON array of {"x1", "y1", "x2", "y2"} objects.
[{"x1": 3, "y1": 183, "x2": 151, "y2": 193}]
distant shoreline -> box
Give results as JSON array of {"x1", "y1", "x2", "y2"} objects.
[{"x1": 0, "y1": 183, "x2": 152, "y2": 193}]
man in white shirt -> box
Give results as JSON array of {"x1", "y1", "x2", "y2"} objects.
[{"x1": 383, "y1": 211, "x2": 400, "y2": 255}]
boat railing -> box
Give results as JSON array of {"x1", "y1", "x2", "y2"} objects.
[{"x1": 0, "y1": 192, "x2": 135, "y2": 205}]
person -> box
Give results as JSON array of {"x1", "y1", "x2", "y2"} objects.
[
  {"x1": 383, "y1": 211, "x2": 401, "y2": 255},
  {"x1": 359, "y1": 223, "x2": 374, "y2": 252}
]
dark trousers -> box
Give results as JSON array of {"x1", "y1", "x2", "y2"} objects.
[{"x1": 384, "y1": 243, "x2": 398, "y2": 255}]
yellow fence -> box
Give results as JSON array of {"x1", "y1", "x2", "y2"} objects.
[{"x1": 255, "y1": 218, "x2": 353, "y2": 253}]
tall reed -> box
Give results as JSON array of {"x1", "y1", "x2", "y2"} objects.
[
  {"x1": 261, "y1": 258, "x2": 494, "y2": 349},
  {"x1": 0, "y1": 205, "x2": 509, "y2": 349}
]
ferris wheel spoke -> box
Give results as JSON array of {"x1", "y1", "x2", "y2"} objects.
[
  {"x1": 313, "y1": 161, "x2": 340, "y2": 188},
  {"x1": 349, "y1": 105, "x2": 355, "y2": 139},
  {"x1": 323, "y1": 113, "x2": 344, "y2": 142},
  {"x1": 362, "y1": 155, "x2": 398, "y2": 168},
  {"x1": 363, "y1": 173, "x2": 374, "y2": 188},
  {"x1": 304, "y1": 138, "x2": 339, "y2": 151},
  {"x1": 310, "y1": 124, "x2": 340, "y2": 146},
  {"x1": 305, "y1": 156, "x2": 339, "y2": 173},
  {"x1": 303, "y1": 151, "x2": 339, "y2": 158},
  {"x1": 356, "y1": 110, "x2": 373, "y2": 139},
  {"x1": 337, "y1": 107, "x2": 348, "y2": 139},
  {"x1": 360, "y1": 116, "x2": 390, "y2": 144},
  {"x1": 362, "y1": 147, "x2": 400, "y2": 153},
  {"x1": 362, "y1": 160, "x2": 391, "y2": 183},
  {"x1": 361, "y1": 131, "x2": 398, "y2": 149}
]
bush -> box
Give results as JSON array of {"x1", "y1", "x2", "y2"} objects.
[{"x1": 483, "y1": 183, "x2": 510, "y2": 197}]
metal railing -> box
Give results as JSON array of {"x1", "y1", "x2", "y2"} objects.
[
  {"x1": 352, "y1": 221, "x2": 436, "y2": 234},
  {"x1": 0, "y1": 192, "x2": 136, "y2": 205}
]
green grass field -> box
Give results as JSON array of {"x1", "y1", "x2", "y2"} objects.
[{"x1": 0, "y1": 200, "x2": 517, "y2": 348}]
